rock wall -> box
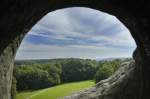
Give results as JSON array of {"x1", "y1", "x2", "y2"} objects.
[
  {"x1": 0, "y1": 0, "x2": 150, "y2": 99},
  {"x1": 0, "y1": 44, "x2": 14, "y2": 99},
  {"x1": 61, "y1": 61, "x2": 140, "y2": 99},
  {"x1": 0, "y1": 35, "x2": 24, "y2": 99}
]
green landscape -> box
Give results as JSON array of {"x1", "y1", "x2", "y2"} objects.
[
  {"x1": 17, "y1": 80, "x2": 94, "y2": 99},
  {"x1": 0, "y1": 6, "x2": 137, "y2": 99},
  {"x1": 12, "y1": 58, "x2": 132, "y2": 99}
]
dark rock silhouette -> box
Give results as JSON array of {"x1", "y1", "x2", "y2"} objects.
[{"x1": 0, "y1": 0, "x2": 150, "y2": 99}]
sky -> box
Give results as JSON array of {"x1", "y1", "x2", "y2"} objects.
[{"x1": 15, "y1": 7, "x2": 136, "y2": 60}]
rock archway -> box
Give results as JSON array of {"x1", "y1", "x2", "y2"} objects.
[{"x1": 0, "y1": 0, "x2": 150, "y2": 99}]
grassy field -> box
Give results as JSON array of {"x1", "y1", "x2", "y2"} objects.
[{"x1": 17, "y1": 80, "x2": 95, "y2": 99}]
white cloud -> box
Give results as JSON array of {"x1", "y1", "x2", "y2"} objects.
[
  {"x1": 28, "y1": 7, "x2": 136, "y2": 47},
  {"x1": 15, "y1": 7, "x2": 136, "y2": 60},
  {"x1": 15, "y1": 42, "x2": 134, "y2": 60}
]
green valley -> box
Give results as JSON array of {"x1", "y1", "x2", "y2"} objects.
[{"x1": 17, "y1": 80, "x2": 94, "y2": 99}]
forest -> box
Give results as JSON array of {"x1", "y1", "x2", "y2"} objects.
[{"x1": 13, "y1": 58, "x2": 132, "y2": 92}]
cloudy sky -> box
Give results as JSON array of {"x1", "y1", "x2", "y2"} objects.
[{"x1": 15, "y1": 7, "x2": 136, "y2": 60}]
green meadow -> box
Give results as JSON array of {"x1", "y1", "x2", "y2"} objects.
[{"x1": 17, "y1": 80, "x2": 95, "y2": 99}]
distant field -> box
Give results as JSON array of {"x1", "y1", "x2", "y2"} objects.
[{"x1": 17, "y1": 80, "x2": 95, "y2": 99}]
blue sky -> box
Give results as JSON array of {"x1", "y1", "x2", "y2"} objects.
[{"x1": 15, "y1": 7, "x2": 136, "y2": 60}]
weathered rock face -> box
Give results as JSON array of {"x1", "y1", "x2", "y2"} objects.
[
  {"x1": 61, "y1": 61, "x2": 140, "y2": 99},
  {"x1": 0, "y1": 35, "x2": 24, "y2": 99},
  {"x1": 0, "y1": 0, "x2": 150, "y2": 99},
  {"x1": 0, "y1": 45, "x2": 14, "y2": 99}
]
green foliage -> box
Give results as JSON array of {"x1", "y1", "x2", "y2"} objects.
[
  {"x1": 14, "y1": 58, "x2": 97, "y2": 91},
  {"x1": 15, "y1": 64, "x2": 61, "y2": 90},
  {"x1": 95, "y1": 59, "x2": 122, "y2": 83},
  {"x1": 43, "y1": 64, "x2": 62, "y2": 85},
  {"x1": 61, "y1": 59, "x2": 97, "y2": 82},
  {"x1": 14, "y1": 58, "x2": 128, "y2": 91},
  {"x1": 95, "y1": 63, "x2": 114, "y2": 83}
]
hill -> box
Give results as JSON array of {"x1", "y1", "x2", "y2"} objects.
[{"x1": 17, "y1": 80, "x2": 94, "y2": 99}]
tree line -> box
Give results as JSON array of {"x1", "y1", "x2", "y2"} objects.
[{"x1": 13, "y1": 58, "x2": 132, "y2": 92}]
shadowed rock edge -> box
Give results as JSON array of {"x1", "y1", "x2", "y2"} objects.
[
  {"x1": 0, "y1": 0, "x2": 150, "y2": 99},
  {"x1": 61, "y1": 61, "x2": 140, "y2": 99}
]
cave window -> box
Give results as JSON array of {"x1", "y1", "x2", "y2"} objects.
[{"x1": 14, "y1": 7, "x2": 137, "y2": 97}]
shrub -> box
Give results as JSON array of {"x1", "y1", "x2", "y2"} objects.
[
  {"x1": 95, "y1": 63, "x2": 114, "y2": 83},
  {"x1": 95, "y1": 60, "x2": 122, "y2": 83}
]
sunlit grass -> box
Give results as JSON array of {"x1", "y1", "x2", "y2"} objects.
[{"x1": 17, "y1": 80, "x2": 95, "y2": 99}]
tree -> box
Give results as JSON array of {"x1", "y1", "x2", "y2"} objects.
[
  {"x1": 15, "y1": 63, "x2": 62, "y2": 90},
  {"x1": 15, "y1": 65, "x2": 54, "y2": 90},
  {"x1": 61, "y1": 59, "x2": 97, "y2": 82},
  {"x1": 43, "y1": 64, "x2": 62, "y2": 85},
  {"x1": 95, "y1": 63, "x2": 114, "y2": 83},
  {"x1": 95, "y1": 60, "x2": 122, "y2": 83}
]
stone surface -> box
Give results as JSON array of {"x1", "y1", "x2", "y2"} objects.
[
  {"x1": 61, "y1": 61, "x2": 140, "y2": 99},
  {"x1": 0, "y1": 0, "x2": 150, "y2": 99},
  {"x1": 0, "y1": 35, "x2": 24, "y2": 99}
]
